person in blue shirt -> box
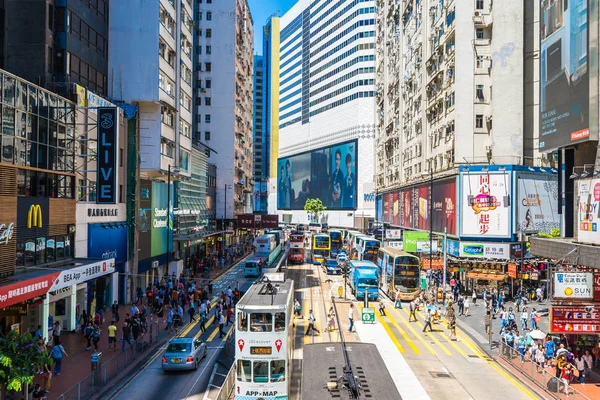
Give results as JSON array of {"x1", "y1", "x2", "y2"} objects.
[
  {"x1": 545, "y1": 338, "x2": 556, "y2": 360},
  {"x1": 341, "y1": 153, "x2": 355, "y2": 208},
  {"x1": 330, "y1": 149, "x2": 344, "y2": 208}
]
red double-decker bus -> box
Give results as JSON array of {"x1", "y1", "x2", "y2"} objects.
[{"x1": 288, "y1": 232, "x2": 305, "y2": 264}]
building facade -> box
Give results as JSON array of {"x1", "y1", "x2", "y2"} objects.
[
  {"x1": 252, "y1": 55, "x2": 266, "y2": 213},
  {"x1": 194, "y1": 0, "x2": 254, "y2": 224},
  {"x1": 272, "y1": 0, "x2": 377, "y2": 229},
  {"x1": 109, "y1": 0, "x2": 196, "y2": 286},
  {"x1": 3, "y1": 0, "x2": 109, "y2": 97}
]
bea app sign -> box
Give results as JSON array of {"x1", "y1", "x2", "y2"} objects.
[{"x1": 553, "y1": 272, "x2": 593, "y2": 300}]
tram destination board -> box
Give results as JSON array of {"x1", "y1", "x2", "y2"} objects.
[
  {"x1": 250, "y1": 346, "x2": 272, "y2": 355},
  {"x1": 302, "y1": 342, "x2": 401, "y2": 400}
]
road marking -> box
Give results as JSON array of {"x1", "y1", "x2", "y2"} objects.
[
  {"x1": 376, "y1": 306, "x2": 420, "y2": 354},
  {"x1": 401, "y1": 307, "x2": 453, "y2": 356},
  {"x1": 222, "y1": 324, "x2": 234, "y2": 340},
  {"x1": 390, "y1": 307, "x2": 436, "y2": 355},
  {"x1": 358, "y1": 304, "x2": 405, "y2": 353},
  {"x1": 206, "y1": 325, "x2": 221, "y2": 342}
]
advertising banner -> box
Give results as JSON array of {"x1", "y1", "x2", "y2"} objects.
[
  {"x1": 0, "y1": 272, "x2": 61, "y2": 308},
  {"x1": 508, "y1": 264, "x2": 517, "y2": 278},
  {"x1": 595, "y1": 273, "x2": 600, "y2": 301},
  {"x1": 459, "y1": 242, "x2": 511, "y2": 259},
  {"x1": 138, "y1": 180, "x2": 174, "y2": 260},
  {"x1": 385, "y1": 229, "x2": 402, "y2": 239},
  {"x1": 237, "y1": 215, "x2": 279, "y2": 229},
  {"x1": 552, "y1": 272, "x2": 594, "y2": 299},
  {"x1": 277, "y1": 140, "x2": 357, "y2": 210},
  {"x1": 510, "y1": 242, "x2": 532, "y2": 259},
  {"x1": 445, "y1": 239, "x2": 460, "y2": 257},
  {"x1": 516, "y1": 174, "x2": 559, "y2": 234},
  {"x1": 550, "y1": 306, "x2": 600, "y2": 334},
  {"x1": 460, "y1": 172, "x2": 511, "y2": 238},
  {"x1": 539, "y1": 0, "x2": 591, "y2": 152},
  {"x1": 88, "y1": 224, "x2": 128, "y2": 265},
  {"x1": 577, "y1": 179, "x2": 600, "y2": 245},
  {"x1": 50, "y1": 259, "x2": 116, "y2": 291},
  {"x1": 17, "y1": 197, "x2": 49, "y2": 239},
  {"x1": 97, "y1": 107, "x2": 118, "y2": 204},
  {"x1": 382, "y1": 193, "x2": 390, "y2": 223},
  {"x1": 403, "y1": 231, "x2": 429, "y2": 253}
]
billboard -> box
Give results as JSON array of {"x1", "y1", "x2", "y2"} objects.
[
  {"x1": 88, "y1": 224, "x2": 128, "y2": 265},
  {"x1": 460, "y1": 171, "x2": 511, "y2": 238},
  {"x1": 403, "y1": 231, "x2": 429, "y2": 253},
  {"x1": 459, "y1": 242, "x2": 511, "y2": 260},
  {"x1": 539, "y1": 0, "x2": 590, "y2": 151},
  {"x1": 277, "y1": 140, "x2": 357, "y2": 210},
  {"x1": 97, "y1": 107, "x2": 118, "y2": 204},
  {"x1": 139, "y1": 180, "x2": 174, "y2": 260},
  {"x1": 516, "y1": 174, "x2": 560, "y2": 234},
  {"x1": 577, "y1": 179, "x2": 600, "y2": 244},
  {"x1": 552, "y1": 272, "x2": 594, "y2": 299},
  {"x1": 550, "y1": 306, "x2": 600, "y2": 334},
  {"x1": 237, "y1": 214, "x2": 279, "y2": 229}
]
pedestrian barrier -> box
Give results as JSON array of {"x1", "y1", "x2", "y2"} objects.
[{"x1": 498, "y1": 343, "x2": 591, "y2": 400}]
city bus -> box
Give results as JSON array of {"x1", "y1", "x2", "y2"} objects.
[
  {"x1": 377, "y1": 247, "x2": 421, "y2": 301},
  {"x1": 329, "y1": 229, "x2": 343, "y2": 257},
  {"x1": 288, "y1": 232, "x2": 305, "y2": 264},
  {"x1": 235, "y1": 276, "x2": 294, "y2": 400},
  {"x1": 357, "y1": 236, "x2": 381, "y2": 263},
  {"x1": 311, "y1": 234, "x2": 331, "y2": 264},
  {"x1": 345, "y1": 230, "x2": 362, "y2": 255},
  {"x1": 308, "y1": 222, "x2": 321, "y2": 233}
]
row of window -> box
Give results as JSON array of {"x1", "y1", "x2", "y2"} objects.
[
  {"x1": 310, "y1": 30, "x2": 375, "y2": 68},
  {"x1": 196, "y1": 45, "x2": 212, "y2": 55},
  {"x1": 310, "y1": 53, "x2": 374, "y2": 78},
  {"x1": 14, "y1": 169, "x2": 74, "y2": 198},
  {"x1": 70, "y1": 54, "x2": 107, "y2": 95},
  {"x1": 196, "y1": 28, "x2": 212, "y2": 37},
  {"x1": 280, "y1": 59, "x2": 302, "y2": 79},
  {"x1": 160, "y1": 5, "x2": 176, "y2": 36},
  {"x1": 237, "y1": 360, "x2": 285, "y2": 384},
  {"x1": 311, "y1": 65, "x2": 374, "y2": 89},
  {"x1": 79, "y1": 0, "x2": 109, "y2": 22},
  {"x1": 237, "y1": 312, "x2": 286, "y2": 332},
  {"x1": 196, "y1": 79, "x2": 212, "y2": 89},
  {"x1": 16, "y1": 235, "x2": 74, "y2": 267},
  {"x1": 159, "y1": 72, "x2": 176, "y2": 98},
  {"x1": 310, "y1": 77, "x2": 374, "y2": 101},
  {"x1": 197, "y1": 62, "x2": 212, "y2": 72},
  {"x1": 70, "y1": 12, "x2": 107, "y2": 59},
  {"x1": 196, "y1": 11, "x2": 213, "y2": 21},
  {"x1": 310, "y1": 7, "x2": 375, "y2": 52},
  {"x1": 309, "y1": 90, "x2": 374, "y2": 118},
  {"x1": 280, "y1": 97, "x2": 301, "y2": 113},
  {"x1": 197, "y1": 114, "x2": 211, "y2": 124},
  {"x1": 280, "y1": 30, "x2": 301, "y2": 54},
  {"x1": 279, "y1": 115, "x2": 301, "y2": 130},
  {"x1": 280, "y1": 14, "x2": 302, "y2": 43},
  {"x1": 1, "y1": 136, "x2": 74, "y2": 172},
  {"x1": 311, "y1": 28, "x2": 374, "y2": 62},
  {"x1": 279, "y1": 106, "x2": 301, "y2": 123}
]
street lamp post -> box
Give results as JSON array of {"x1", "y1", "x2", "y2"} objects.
[{"x1": 166, "y1": 165, "x2": 179, "y2": 274}]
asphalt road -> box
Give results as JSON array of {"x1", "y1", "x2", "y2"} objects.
[{"x1": 111, "y1": 260, "x2": 255, "y2": 400}]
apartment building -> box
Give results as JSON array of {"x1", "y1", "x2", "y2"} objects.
[
  {"x1": 375, "y1": 0, "x2": 530, "y2": 191},
  {"x1": 194, "y1": 0, "x2": 254, "y2": 222},
  {"x1": 273, "y1": 0, "x2": 377, "y2": 229}
]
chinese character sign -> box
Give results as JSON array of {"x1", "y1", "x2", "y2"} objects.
[
  {"x1": 553, "y1": 272, "x2": 594, "y2": 300},
  {"x1": 460, "y1": 172, "x2": 511, "y2": 238}
]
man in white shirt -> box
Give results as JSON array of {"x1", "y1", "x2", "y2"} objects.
[{"x1": 348, "y1": 304, "x2": 355, "y2": 333}]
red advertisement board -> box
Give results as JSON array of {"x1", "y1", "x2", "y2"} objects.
[
  {"x1": 382, "y1": 193, "x2": 390, "y2": 223},
  {"x1": 392, "y1": 192, "x2": 399, "y2": 226},
  {"x1": 0, "y1": 272, "x2": 61, "y2": 308},
  {"x1": 595, "y1": 273, "x2": 600, "y2": 301},
  {"x1": 550, "y1": 306, "x2": 600, "y2": 334}
]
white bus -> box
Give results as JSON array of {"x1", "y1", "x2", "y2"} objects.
[{"x1": 235, "y1": 275, "x2": 294, "y2": 400}]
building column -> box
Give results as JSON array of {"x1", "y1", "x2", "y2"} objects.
[
  {"x1": 111, "y1": 272, "x2": 119, "y2": 305},
  {"x1": 42, "y1": 295, "x2": 50, "y2": 343},
  {"x1": 69, "y1": 284, "x2": 77, "y2": 331}
]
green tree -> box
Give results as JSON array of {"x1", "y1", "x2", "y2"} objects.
[
  {"x1": 0, "y1": 330, "x2": 51, "y2": 392},
  {"x1": 304, "y1": 198, "x2": 327, "y2": 222}
]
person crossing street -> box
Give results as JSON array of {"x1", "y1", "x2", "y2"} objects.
[{"x1": 305, "y1": 309, "x2": 320, "y2": 336}]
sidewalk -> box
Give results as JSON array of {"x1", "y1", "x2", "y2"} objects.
[{"x1": 46, "y1": 253, "x2": 250, "y2": 400}]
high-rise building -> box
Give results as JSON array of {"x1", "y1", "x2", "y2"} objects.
[
  {"x1": 273, "y1": 0, "x2": 377, "y2": 229},
  {"x1": 3, "y1": 0, "x2": 109, "y2": 97},
  {"x1": 253, "y1": 55, "x2": 265, "y2": 212},
  {"x1": 194, "y1": 0, "x2": 254, "y2": 223},
  {"x1": 375, "y1": 0, "x2": 534, "y2": 191},
  {"x1": 109, "y1": 0, "x2": 196, "y2": 284}
]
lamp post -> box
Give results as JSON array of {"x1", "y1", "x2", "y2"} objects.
[{"x1": 166, "y1": 165, "x2": 180, "y2": 273}]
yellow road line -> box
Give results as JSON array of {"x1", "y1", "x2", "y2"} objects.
[
  {"x1": 178, "y1": 296, "x2": 219, "y2": 337},
  {"x1": 358, "y1": 304, "x2": 405, "y2": 353},
  {"x1": 402, "y1": 307, "x2": 453, "y2": 356},
  {"x1": 206, "y1": 325, "x2": 221, "y2": 342},
  {"x1": 390, "y1": 307, "x2": 436, "y2": 355},
  {"x1": 222, "y1": 324, "x2": 234, "y2": 341},
  {"x1": 378, "y1": 307, "x2": 420, "y2": 354}
]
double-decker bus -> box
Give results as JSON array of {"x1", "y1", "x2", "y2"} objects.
[
  {"x1": 329, "y1": 229, "x2": 343, "y2": 257},
  {"x1": 311, "y1": 234, "x2": 331, "y2": 264},
  {"x1": 377, "y1": 247, "x2": 421, "y2": 301},
  {"x1": 308, "y1": 222, "x2": 321, "y2": 233},
  {"x1": 235, "y1": 275, "x2": 294, "y2": 400},
  {"x1": 288, "y1": 232, "x2": 305, "y2": 264},
  {"x1": 357, "y1": 237, "x2": 381, "y2": 263}
]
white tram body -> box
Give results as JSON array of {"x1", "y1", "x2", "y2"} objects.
[{"x1": 234, "y1": 275, "x2": 294, "y2": 400}]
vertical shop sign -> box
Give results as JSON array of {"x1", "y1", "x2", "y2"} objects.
[{"x1": 97, "y1": 107, "x2": 117, "y2": 204}]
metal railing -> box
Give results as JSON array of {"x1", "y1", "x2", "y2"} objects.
[
  {"x1": 56, "y1": 319, "x2": 171, "y2": 400},
  {"x1": 498, "y1": 343, "x2": 591, "y2": 400}
]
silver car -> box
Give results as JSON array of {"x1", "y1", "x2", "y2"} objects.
[{"x1": 161, "y1": 337, "x2": 207, "y2": 372}]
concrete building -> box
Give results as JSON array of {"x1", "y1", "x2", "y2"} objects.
[
  {"x1": 194, "y1": 0, "x2": 254, "y2": 224},
  {"x1": 375, "y1": 0, "x2": 542, "y2": 192},
  {"x1": 272, "y1": 0, "x2": 377, "y2": 229},
  {"x1": 2, "y1": 0, "x2": 109, "y2": 97}
]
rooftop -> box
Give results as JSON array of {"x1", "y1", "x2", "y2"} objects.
[{"x1": 236, "y1": 279, "x2": 294, "y2": 309}]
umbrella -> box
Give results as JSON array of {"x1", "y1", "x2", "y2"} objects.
[
  {"x1": 529, "y1": 329, "x2": 546, "y2": 340},
  {"x1": 427, "y1": 304, "x2": 439, "y2": 311}
]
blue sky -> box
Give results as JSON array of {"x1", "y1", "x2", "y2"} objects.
[{"x1": 248, "y1": 0, "x2": 297, "y2": 55}]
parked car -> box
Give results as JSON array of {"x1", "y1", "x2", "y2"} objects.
[
  {"x1": 162, "y1": 337, "x2": 207, "y2": 372},
  {"x1": 323, "y1": 258, "x2": 341, "y2": 275}
]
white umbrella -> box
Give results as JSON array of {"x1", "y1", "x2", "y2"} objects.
[{"x1": 529, "y1": 329, "x2": 546, "y2": 340}]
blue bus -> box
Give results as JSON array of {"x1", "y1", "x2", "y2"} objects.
[{"x1": 329, "y1": 229, "x2": 343, "y2": 257}]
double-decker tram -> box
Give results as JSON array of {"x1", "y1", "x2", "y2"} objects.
[
  {"x1": 328, "y1": 229, "x2": 343, "y2": 257},
  {"x1": 311, "y1": 234, "x2": 331, "y2": 264},
  {"x1": 235, "y1": 275, "x2": 294, "y2": 400},
  {"x1": 288, "y1": 232, "x2": 305, "y2": 264},
  {"x1": 377, "y1": 247, "x2": 422, "y2": 301}
]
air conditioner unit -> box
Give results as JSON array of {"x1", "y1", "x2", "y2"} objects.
[{"x1": 474, "y1": 11, "x2": 480, "y2": 17}]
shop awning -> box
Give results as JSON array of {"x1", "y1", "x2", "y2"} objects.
[{"x1": 466, "y1": 272, "x2": 507, "y2": 281}]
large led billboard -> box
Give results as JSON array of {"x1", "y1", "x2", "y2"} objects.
[
  {"x1": 277, "y1": 140, "x2": 358, "y2": 210},
  {"x1": 539, "y1": 0, "x2": 591, "y2": 151}
]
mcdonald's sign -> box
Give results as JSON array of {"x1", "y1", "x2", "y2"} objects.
[{"x1": 27, "y1": 205, "x2": 43, "y2": 229}]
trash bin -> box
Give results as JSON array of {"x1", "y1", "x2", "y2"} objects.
[{"x1": 91, "y1": 352, "x2": 102, "y2": 371}]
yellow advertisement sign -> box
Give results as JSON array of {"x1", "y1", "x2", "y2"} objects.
[{"x1": 74, "y1": 84, "x2": 86, "y2": 107}]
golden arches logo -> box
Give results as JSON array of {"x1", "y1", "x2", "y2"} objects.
[{"x1": 27, "y1": 205, "x2": 43, "y2": 228}]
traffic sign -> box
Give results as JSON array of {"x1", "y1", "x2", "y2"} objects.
[{"x1": 362, "y1": 307, "x2": 375, "y2": 323}]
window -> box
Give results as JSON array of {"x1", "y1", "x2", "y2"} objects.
[
  {"x1": 205, "y1": 62, "x2": 211, "y2": 72},
  {"x1": 271, "y1": 361, "x2": 285, "y2": 382},
  {"x1": 253, "y1": 361, "x2": 269, "y2": 383},
  {"x1": 206, "y1": 28, "x2": 212, "y2": 38},
  {"x1": 205, "y1": 131, "x2": 211, "y2": 140},
  {"x1": 205, "y1": 97, "x2": 211, "y2": 106},
  {"x1": 206, "y1": 12, "x2": 212, "y2": 21},
  {"x1": 205, "y1": 79, "x2": 211, "y2": 89},
  {"x1": 250, "y1": 313, "x2": 272, "y2": 332},
  {"x1": 237, "y1": 360, "x2": 251, "y2": 382},
  {"x1": 48, "y1": 4, "x2": 54, "y2": 30},
  {"x1": 197, "y1": 11, "x2": 202, "y2": 20},
  {"x1": 274, "y1": 312, "x2": 285, "y2": 332},
  {"x1": 206, "y1": 45, "x2": 211, "y2": 54},
  {"x1": 476, "y1": 0, "x2": 484, "y2": 10},
  {"x1": 207, "y1": 0, "x2": 212, "y2": 3},
  {"x1": 180, "y1": 150, "x2": 190, "y2": 173},
  {"x1": 475, "y1": 114, "x2": 484, "y2": 129},
  {"x1": 476, "y1": 55, "x2": 484, "y2": 69},
  {"x1": 476, "y1": 85, "x2": 484, "y2": 101},
  {"x1": 205, "y1": 114, "x2": 211, "y2": 123},
  {"x1": 237, "y1": 312, "x2": 248, "y2": 331},
  {"x1": 476, "y1": 28, "x2": 484, "y2": 39}
]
